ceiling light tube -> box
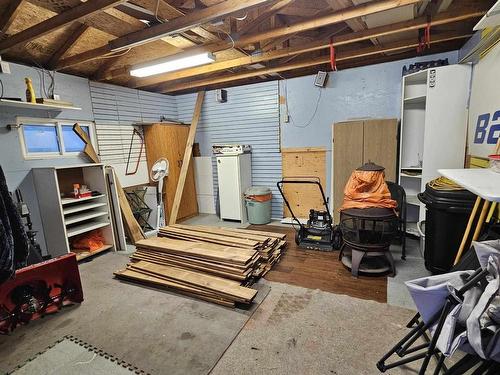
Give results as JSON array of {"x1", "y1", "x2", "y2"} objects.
[{"x1": 130, "y1": 52, "x2": 215, "y2": 77}]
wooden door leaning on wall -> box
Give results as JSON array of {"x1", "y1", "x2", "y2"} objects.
[{"x1": 144, "y1": 123, "x2": 198, "y2": 222}]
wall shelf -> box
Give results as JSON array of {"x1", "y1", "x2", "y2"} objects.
[
  {"x1": 74, "y1": 244, "x2": 113, "y2": 261},
  {"x1": 61, "y1": 194, "x2": 105, "y2": 205},
  {"x1": 404, "y1": 95, "x2": 426, "y2": 105},
  {"x1": 63, "y1": 201, "x2": 107, "y2": 215},
  {"x1": 0, "y1": 98, "x2": 81, "y2": 111},
  {"x1": 65, "y1": 211, "x2": 108, "y2": 225}
]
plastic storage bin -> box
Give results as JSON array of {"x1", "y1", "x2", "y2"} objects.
[
  {"x1": 417, "y1": 184, "x2": 476, "y2": 274},
  {"x1": 244, "y1": 187, "x2": 272, "y2": 225}
]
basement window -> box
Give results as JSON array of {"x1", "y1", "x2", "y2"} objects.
[{"x1": 18, "y1": 118, "x2": 95, "y2": 159}]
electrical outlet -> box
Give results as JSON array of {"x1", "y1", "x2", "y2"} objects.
[{"x1": 0, "y1": 60, "x2": 11, "y2": 74}]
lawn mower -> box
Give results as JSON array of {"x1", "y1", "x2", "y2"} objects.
[{"x1": 277, "y1": 178, "x2": 341, "y2": 251}]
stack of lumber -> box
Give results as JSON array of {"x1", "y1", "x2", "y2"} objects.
[
  {"x1": 114, "y1": 259, "x2": 256, "y2": 307},
  {"x1": 159, "y1": 224, "x2": 287, "y2": 274},
  {"x1": 114, "y1": 225, "x2": 286, "y2": 307},
  {"x1": 131, "y1": 237, "x2": 261, "y2": 282}
]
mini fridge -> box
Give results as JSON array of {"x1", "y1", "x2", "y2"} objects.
[{"x1": 215, "y1": 150, "x2": 252, "y2": 222}]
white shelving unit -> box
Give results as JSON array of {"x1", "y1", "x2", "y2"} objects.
[
  {"x1": 33, "y1": 164, "x2": 115, "y2": 260},
  {"x1": 398, "y1": 65, "x2": 472, "y2": 229}
]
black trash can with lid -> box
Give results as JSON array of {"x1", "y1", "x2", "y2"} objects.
[{"x1": 417, "y1": 184, "x2": 476, "y2": 274}]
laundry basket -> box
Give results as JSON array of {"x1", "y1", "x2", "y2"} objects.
[{"x1": 244, "y1": 187, "x2": 272, "y2": 224}]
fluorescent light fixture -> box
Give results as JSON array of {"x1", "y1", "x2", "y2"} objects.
[{"x1": 130, "y1": 52, "x2": 215, "y2": 77}]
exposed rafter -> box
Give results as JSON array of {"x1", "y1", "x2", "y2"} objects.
[
  {"x1": 0, "y1": 0, "x2": 125, "y2": 53},
  {"x1": 56, "y1": 0, "x2": 274, "y2": 69},
  {"x1": 156, "y1": 31, "x2": 472, "y2": 93},
  {"x1": 0, "y1": 0, "x2": 23, "y2": 35},
  {"x1": 235, "y1": 0, "x2": 295, "y2": 37},
  {"x1": 47, "y1": 23, "x2": 88, "y2": 69},
  {"x1": 129, "y1": 7, "x2": 484, "y2": 89}
]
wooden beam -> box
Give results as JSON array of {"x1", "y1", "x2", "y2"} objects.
[
  {"x1": 56, "y1": 0, "x2": 416, "y2": 69},
  {"x1": 236, "y1": 0, "x2": 295, "y2": 36},
  {"x1": 231, "y1": 0, "x2": 421, "y2": 47},
  {"x1": 56, "y1": 0, "x2": 272, "y2": 69},
  {"x1": 131, "y1": 7, "x2": 483, "y2": 88},
  {"x1": 0, "y1": 0, "x2": 125, "y2": 53},
  {"x1": 47, "y1": 23, "x2": 88, "y2": 69},
  {"x1": 0, "y1": 0, "x2": 23, "y2": 35},
  {"x1": 157, "y1": 32, "x2": 471, "y2": 93},
  {"x1": 109, "y1": 0, "x2": 272, "y2": 50},
  {"x1": 169, "y1": 91, "x2": 205, "y2": 225}
]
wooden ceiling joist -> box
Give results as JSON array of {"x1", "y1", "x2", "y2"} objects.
[
  {"x1": 156, "y1": 31, "x2": 472, "y2": 94},
  {"x1": 130, "y1": 7, "x2": 484, "y2": 89},
  {"x1": 58, "y1": 0, "x2": 420, "y2": 69},
  {"x1": 46, "y1": 23, "x2": 89, "y2": 69},
  {"x1": 0, "y1": 0, "x2": 125, "y2": 53},
  {"x1": 56, "y1": 0, "x2": 273, "y2": 69},
  {"x1": 0, "y1": 0, "x2": 23, "y2": 35},
  {"x1": 235, "y1": 0, "x2": 295, "y2": 37}
]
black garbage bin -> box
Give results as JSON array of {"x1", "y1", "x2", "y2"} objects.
[{"x1": 417, "y1": 185, "x2": 476, "y2": 274}]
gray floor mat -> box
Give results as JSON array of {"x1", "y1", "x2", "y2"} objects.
[{"x1": 12, "y1": 336, "x2": 146, "y2": 375}]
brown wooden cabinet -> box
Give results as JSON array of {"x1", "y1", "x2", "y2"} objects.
[
  {"x1": 144, "y1": 123, "x2": 198, "y2": 222},
  {"x1": 333, "y1": 119, "x2": 398, "y2": 222}
]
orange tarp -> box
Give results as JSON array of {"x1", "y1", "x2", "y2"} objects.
[{"x1": 340, "y1": 170, "x2": 397, "y2": 211}]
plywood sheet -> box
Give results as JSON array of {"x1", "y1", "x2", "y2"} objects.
[
  {"x1": 333, "y1": 121, "x2": 364, "y2": 223},
  {"x1": 144, "y1": 123, "x2": 198, "y2": 222},
  {"x1": 282, "y1": 147, "x2": 327, "y2": 218}
]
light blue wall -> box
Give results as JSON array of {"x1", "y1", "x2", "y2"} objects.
[
  {"x1": 175, "y1": 82, "x2": 283, "y2": 218},
  {"x1": 280, "y1": 50, "x2": 459, "y2": 205}
]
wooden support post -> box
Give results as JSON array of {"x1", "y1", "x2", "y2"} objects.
[{"x1": 168, "y1": 91, "x2": 205, "y2": 225}]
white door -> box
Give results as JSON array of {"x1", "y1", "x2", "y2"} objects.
[{"x1": 217, "y1": 156, "x2": 242, "y2": 220}]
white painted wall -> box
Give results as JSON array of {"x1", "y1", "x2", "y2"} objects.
[{"x1": 467, "y1": 41, "x2": 500, "y2": 158}]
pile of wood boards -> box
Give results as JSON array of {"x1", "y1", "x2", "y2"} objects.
[
  {"x1": 159, "y1": 224, "x2": 286, "y2": 273},
  {"x1": 114, "y1": 225, "x2": 286, "y2": 307}
]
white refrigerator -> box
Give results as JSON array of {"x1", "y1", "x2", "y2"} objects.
[{"x1": 216, "y1": 153, "x2": 252, "y2": 222}]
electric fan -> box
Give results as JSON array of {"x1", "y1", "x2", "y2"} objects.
[{"x1": 150, "y1": 158, "x2": 169, "y2": 230}]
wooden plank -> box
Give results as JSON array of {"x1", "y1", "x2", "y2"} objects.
[
  {"x1": 222, "y1": 227, "x2": 286, "y2": 240},
  {"x1": 115, "y1": 175, "x2": 146, "y2": 244},
  {"x1": 129, "y1": 260, "x2": 257, "y2": 302},
  {"x1": 333, "y1": 121, "x2": 364, "y2": 223},
  {"x1": 136, "y1": 237, "x2": 256, "y2": 264},
  {"x1": 114, "y1": 268, "x2": 235, "y2": 307},
  {"x1": 73, "y1": 123, "x2": 100, "y2": 163},
  {"x1": 0, "y1": 0, "x2": 23, "y2": 35},
  {"x1": 131, "y1": 254, "x2": 249, "y2": 281},
  {"x1": 282, "y1": 147, "x2": 327, "y2": 218},
  {"x1": 133, "y1": 250, "x2": 252, "y2": 275},
  {"x1": 236, "y1": 0, "x2": 295, "y2": 36},
  {"x1": 0, "y1": 0, "x2": 125, "y2": 52},
  {"x1": 169, "y1": 91, "x2": 204, "y2": 224},
  {"x1": 362, "y1": 119, "x2": 398, "y2": 182},
  {"x1": 47, "y1": 23, "x2": 89, "y2": 69},
  {"x1": 171, "y1": 224, "x2": 273, "y2": 244},
  {"x1": 160, "y1": 227, "x2": 259, "y2": 248}
]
